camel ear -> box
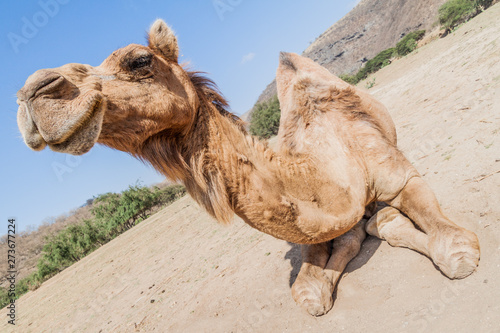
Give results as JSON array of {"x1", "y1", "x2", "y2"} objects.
[{"x1": 148, "y1": 19, "x2": 179, "y2": 62}]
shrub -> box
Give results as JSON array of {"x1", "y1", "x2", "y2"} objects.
[
  {"x1": 340, "y1": 30, "x2": 427, "y2": 86},
  {"x1": 155, "y1": 185, "x2": 186, "y2": 204},
  {"x1": 1, "y1": 183, "x2": 186, "y2": 309},
  {"x1": 0, "y1": 272, "x2": 40, "y2": 309},
  {"x1": 35, "y1": 184, "x2": 187, "y2": 282},
  {"x1": 396, "y1": 30, "x2": 426, "y2": 56},
  {"x1": 355, "y1": 47, "x2": 395, "y2": 82},
  {"x1": 0, "y1": 287, "x2": 8, "y2": 309},
  {"x1": 339, "y1": 74, "x2": 358, "y2": 85},
  {"x1": 250, "y1": 95, "x2": 281, "y2": 139},
  {"x1": 439, "y1": 0, "x2": 477, "y2": 31}
]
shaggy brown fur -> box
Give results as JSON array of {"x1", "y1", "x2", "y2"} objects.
[
  {"x1": 17, "y1": 19, "x2": 480, "y2": 316},
  {"x1": 134, "y1": 70, "x2": 245, "y2": 224}
]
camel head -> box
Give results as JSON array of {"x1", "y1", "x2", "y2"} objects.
[{"x1": 17, "y1": 20, "x2": 199, "y2": 155}]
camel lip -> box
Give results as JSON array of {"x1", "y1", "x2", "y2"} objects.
[
  {"x1": 45, "y1": 95, "x2": 103, "y2": 145},
  {"x1": 47, "y1": 96, "x2": 104, "y2": 154},
  {"x1": 17, "y1": 102, "x2": 47, "y2": 151}
]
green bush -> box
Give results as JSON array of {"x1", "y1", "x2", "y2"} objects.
[
  {"x1": 14, "y1": 273, "x2": 39, "y2": 295},
  {"x1": 91, "y1": 184, "x2": 185, "y2": 235},
  {"x1": 35, "y1": 184, "x2": 186, "y2": 282},
  {"x1": 1, "y1": 183, "x2": 186, "y2": 309},
  {"x1": 250, "y1": 95, "x2": 281, "y2": 139},
  {"x1": 0, "y1": 272, "x2": 40, "y2": 309},
  {"x1": 355, "y1": 47, "x2": 396, "y2": 82},
  {"x1": 340, "y1": 30, "x2": 427, "y2": 86},
  {"x1": 439, "y1": 0, "x2": 477, "y2": 31},
  {"x1": 155, "y1": 185, "x2": 186, "y2": 204},
  {"x1": 0, "y1": 287, "x2": 8, "y2": 309},
  {"x1": 396, "y1": 30, "x2": 426, "y2": 56},
  {"x1": 339, "y1": 74, "x2": 358, "y2": 85}
]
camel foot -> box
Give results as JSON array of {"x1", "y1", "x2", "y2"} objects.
[
  {"x1": 429, "y1": 227, "x2": 480, "y2": 279},
  {"x1": 291, "y1": 267, "x2": 333, "y2": 316}
]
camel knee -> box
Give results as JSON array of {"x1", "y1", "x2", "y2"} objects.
[{"x1": 365, "y1": 206, "x2": 403, "y2": 238}]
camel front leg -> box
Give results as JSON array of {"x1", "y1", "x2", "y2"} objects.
[
  {"x1": 366, "y1": 206, "x2": 430, "y2": 257},
  {"x1": 323, "y1": 219, "x2": 367, "y2": 295},
  {"x1": 291, "y1": 220, "x2": 366, "y2": 316},
  {"x1": 387, "y1": 176, "x2": 480, "y2": 279},
  {"x1": 291, "y1": 241, "x2": 333, "y2": 316}
]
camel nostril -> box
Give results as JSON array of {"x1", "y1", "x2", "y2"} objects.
[
  {"x1": 17, "y1": 71, "x2": 65, "y2": 101},
  {"x1": 32, "y1": 75, "x2": 65, "y2": 99}
]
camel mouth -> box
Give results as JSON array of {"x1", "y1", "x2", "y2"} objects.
[
  {"x1": 47, "y1": 96, "x2": 105, "y2": 155},
  {"x1": 18, "y1": 92, "x2": 106, "y2": 156}
]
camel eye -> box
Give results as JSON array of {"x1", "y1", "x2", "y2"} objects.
[{"x1": 129, "y1": 55, "x2": 152, "y2": 70}]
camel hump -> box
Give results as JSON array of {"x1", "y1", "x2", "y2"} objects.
[{"x1": 276, "y1": 52, "x2": 397, "y2": 145}]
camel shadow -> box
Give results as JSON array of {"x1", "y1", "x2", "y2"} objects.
[
  {"x1": 284, "y1": 236, "x2": 382, "y2": 288},
  {"x1": 284, "y1": 242, "x2": 302, "y2": 287}
]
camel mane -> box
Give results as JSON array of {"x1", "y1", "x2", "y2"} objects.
[
  {"x1": 187, "y1": 70, "x2": 246, "y2": 131},
  {"x1": 134, "y1": 70, "x2": 248, "y2": 224}
]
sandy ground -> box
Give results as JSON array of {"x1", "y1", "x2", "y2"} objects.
[{"x1": 2, "y1": 4, "x2": 500, "y2": 333}]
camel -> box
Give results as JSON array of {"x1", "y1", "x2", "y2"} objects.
[{"x1": 16, "y1": 20, "x2": 480, "y2": 316}]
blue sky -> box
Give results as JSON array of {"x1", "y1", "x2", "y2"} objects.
[{"x1": 0, "y1": 0, "x2": 355, "y2": 232}]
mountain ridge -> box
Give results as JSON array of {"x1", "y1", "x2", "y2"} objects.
[{"x1": 251, "y1": 0, "x2": 448, "y2": 109}]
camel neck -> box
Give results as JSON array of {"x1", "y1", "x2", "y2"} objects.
[{"x1": 180, "y1": 103, "x2": 277, "y2": 224}]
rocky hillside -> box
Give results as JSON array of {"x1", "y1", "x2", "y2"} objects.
[{"x1": 254, "y1": 0, "x2": 448, "y2": 106}]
